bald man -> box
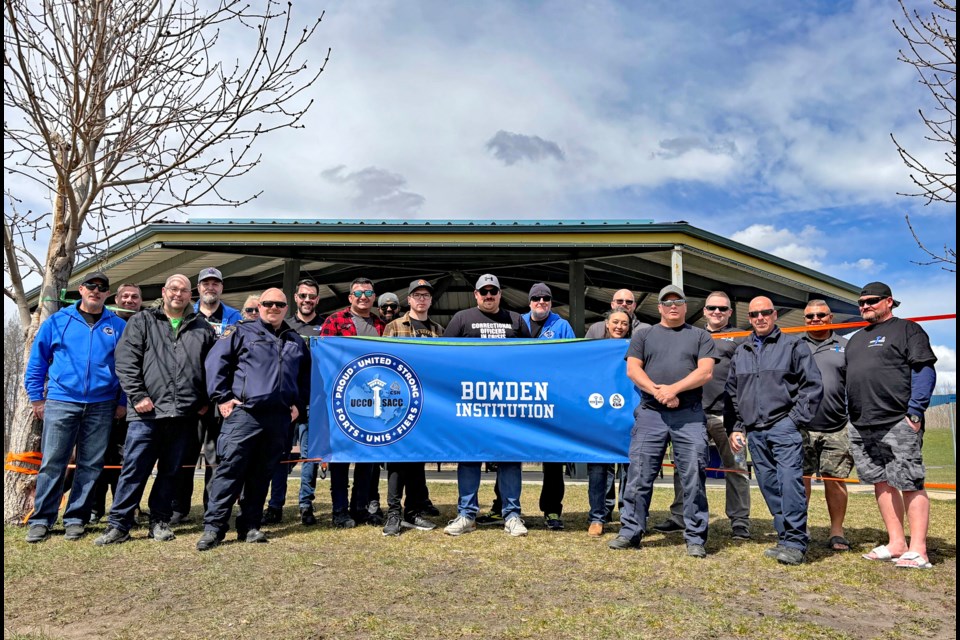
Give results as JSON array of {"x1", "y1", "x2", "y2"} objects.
[
  {"x1": 585, "y1": 289, "x2": 651, "y2": 338},
  {"x1": 727, "y1": 296, "x2": 823, "y2": 565},
  {"x1": 197, "y1": 289, "x2": 310, "y2": 550}
]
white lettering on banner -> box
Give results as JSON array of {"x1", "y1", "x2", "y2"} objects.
[{"x1": 457, "y1": 381, "x2": 554, "y2": 420}]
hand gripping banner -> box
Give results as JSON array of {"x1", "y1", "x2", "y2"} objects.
[{"x1": 308, "y1": 337, "x2": 637, "y2": 463}]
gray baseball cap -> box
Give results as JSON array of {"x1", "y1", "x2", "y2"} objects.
[
  {"x1": 658, "y1": 284, "x2": 685, "y2": 301},
  {"x1": 475, "y1": 274, "x2": 500, "y2": 290},
  {"x1": 198, "y1": 267, "x2": 223, "y2": 282}
]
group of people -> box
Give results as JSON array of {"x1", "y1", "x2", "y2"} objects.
[{"x1": 23, "y1": 268, "x2": 937, "y2": 567}]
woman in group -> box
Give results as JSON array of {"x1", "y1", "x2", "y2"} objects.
[{"x1": 586, "y1": 309, "x2": 633, "y2": 537}]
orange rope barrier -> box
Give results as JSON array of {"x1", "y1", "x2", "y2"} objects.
[{"x1": 711, "y1": 313, "x2": 956, "y2": 339}]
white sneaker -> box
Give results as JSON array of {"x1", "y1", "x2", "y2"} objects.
[
  {"x1": 504, "y1": 517, "x2": 528, "y2": 537},
  {"x1": 444, "y1": 515, "x2": 477, "y2": 536}
]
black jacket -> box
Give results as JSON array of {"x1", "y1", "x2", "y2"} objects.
[
  {"x1": 115, "y1": 307, "x2": 217, "y2": 420},
  {"x1": 205, "y1": 318, "x2": 310, "y2": 413},
  {"x1": 726, "y1": 327, "x2": 823, "y2": 433}
]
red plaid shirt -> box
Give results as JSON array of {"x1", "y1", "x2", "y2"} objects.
[{"x1": 319, "y1": 308, "x2": 385, "y2": 337}]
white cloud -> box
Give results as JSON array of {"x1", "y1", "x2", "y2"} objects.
[
  {"x1": 932, "y1": 345, "x2": 956, "y2": 392},
  {"x1": 730, "y1": 224, "x2": 827, "y2": 269}
]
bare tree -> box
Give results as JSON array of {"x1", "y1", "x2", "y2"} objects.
[
  {"x1": 891, "y1": 0, "x2": 957, "y2": 270},
  {"x1": 2, "y1": 0, "x2": 328, "y2": 522},
  {"x1": 4, "y1": 317, "x2": 27, "y2": 453}
]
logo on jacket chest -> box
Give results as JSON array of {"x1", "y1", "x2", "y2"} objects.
[{"x1": 332, "y1": 353, "x2": 422, "y2": 446}]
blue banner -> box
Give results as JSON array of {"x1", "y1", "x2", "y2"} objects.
[{"x1": 308, "y1": 337, "x2": 637, "y2": 462}]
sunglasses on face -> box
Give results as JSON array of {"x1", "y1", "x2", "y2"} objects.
[
  {"x1": 705, "y1": 305, "x2": 730, "y2": 312},
  {"x1": 478, "y1": 288, "x2": 500, "y2": 297},
  {"x1": 858, "y1": 297, "x2": 885, "y2": 307},
  {"x1": 804, "y1": 312, "x2": 830, "y2": 320},
  {"x1": 297, "y1": 293, "x2": 318, "y2": 301},
  {"x1": 612, "y1": 298, "x2": 635, "y2": 305},
  {"x1": 380, "y1": 304, "x2": 398, "y2": 311},
  {"x1": 260, "y1": 300, "x2": 287, "y2": 309},
  {"x1": 352, "y1": 290, "x2": 376, "y2": 299},
  {"x1": 659, "y1": 299, "x2": 686, "y2": 308},
  {"x1": 82, "y1": 282, "x2": 109, "y2": 292},
  {"x1": 244, "y1": 307, "x2": 260, "y2": 314},
  {"x1": 530, "y1": 296, "x2": 551, "y2": 302},
  {"x1": 748, "y1": 309, "x2": 775, "y2": 318}
]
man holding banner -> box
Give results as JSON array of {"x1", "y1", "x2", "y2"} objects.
[
  {"x1": 610, "y1": 285, "x2": 716, "y2": 558},
  {"x1": 443, "y1": 274, "x2": 532, "y2": 537}
]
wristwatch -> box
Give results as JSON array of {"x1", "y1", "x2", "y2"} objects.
[{"x1": 907, "y1": 414, "x2": 922, "y2": 425}]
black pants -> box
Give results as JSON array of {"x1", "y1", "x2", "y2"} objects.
[
  {"x1": 329, "y1": 462, "x2": 375, "y2": 518},
  {"x1": 385, "y1": 462, "x2": 428, "y2": 519},
  {"x1": 538, "y1": 462, "x2": 566, "y2": 515},
  {"x1": 171, "y1": 408, "x2": 219, "y2": 516}
]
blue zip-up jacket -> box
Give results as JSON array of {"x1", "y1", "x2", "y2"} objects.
[
  {"x1": 25, "y1": 303, "x2": 127, "y2": 404},
  {"x1": 192, "y1": 301, "x2": 241, "y2": 336},
  {"x1": 205, "y1": 318, "x2": 310, "y2": 412},
  {"x1": 725, "y1": 326, "x2": 823, "y2": 433},
  {"x1": 521, "y1": 311, "x2": 576, "y2": 340}
]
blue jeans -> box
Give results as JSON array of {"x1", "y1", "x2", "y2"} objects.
[
  {"x1": 297, "y1": 423, "x2": 318, "y2": 509},
  {"x1": 29, "y1": 399, "x2": 114, "y2": 528},
  {"x1": 457, "y1": 462, "x2": 521, "y2": 520},
  {"x1": 107, "y1": 417, "x2": 192, "y2": 531},
  {"x1": 267, "y1": 422, "x2": 298, "y2": 510},
  {"x1": 203, "y1": 407, "x2": 286, "y2": 535},
  {"x1": 748, "y1": 416, "x2": 808, "y2": 552},
  {"x1": 620, "y1": 405, "x2": 709, "y2": 545},
  {"x1": 587, "y1": 463, "x2": 616, "y2": 524}
]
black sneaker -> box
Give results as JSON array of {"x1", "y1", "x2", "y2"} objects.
[
  {"x1": 608, "y1": 535, "x2": 642, "y2": 550},
  {"x1": 687, "y1": 543, "x2": 707, "y2": 558},
  {"x1": 25, "y1": 524, "x2": 50, "y2": 543},
  {"x1": 382, "y1": 514, "x2": 402, "y2": 536},
  {"x1": 421, "y1": 500, "x2": 441, "y2": 517},
  {"x1": 262, "y1": 506, "x2": 283, "y2": 524},
  {"x1": 764, "y1": 544, "x2": 786, "y2": 559},
  {"x1": 169, "y1": 511, "x2": 192, "y2": 525},
  {"x1": 64, "y1": 524, "x2": 86, "y2": 541},
  {"x1": 300, "y1": 506, "x2": 318, "y2": 526},
  {"x1": 94, "y1": 526, "x2": 130, "y2": 546},
  {"x1": 244, "y1": 529, "x2": 268, "y2": 543},
  {"x1": 332, "y1": 511, "x2": 356, "y2": 529},
  {"x1": 366, "y1": 511, "x2": 385, "y2": 526},
  {"x1": 148, "y1": 521, "x2": 176, "y2": 542},
  {"x1": 476, "y1": 512, "x2": 504, "y2": 526},
  {"x1": 732, "y1": 525, "x2": 752, "y2": 540},
  {"x1": 653, "y1": 519, "x2": 684, "y2": 534},
  {"x1": 196, "y1": 530, "x2": 224, "y2": 551},
  {"x1": 776, "y1": 547, "x2": 806, "y2": 565},
  {"x1": 401, "y1": 514, "x2": 437, "y2": 531},
  {"x1": 544, "y1": 514, "x2": 564, "y2": 531}
]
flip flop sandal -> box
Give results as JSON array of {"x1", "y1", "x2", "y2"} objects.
[
  {"x1": 826, "y1": 535, "x2": 851, "y2": 552},
  {"x1": 862, "y1": 545, "x2": 900, "y2": 562},
  {"x1": 895, "y1": 551, "x2": 932, "y2": 569}
]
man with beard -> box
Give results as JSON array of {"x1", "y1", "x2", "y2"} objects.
[{"x1": 95, "y1": 274, "x2": 216, "y2": 545}]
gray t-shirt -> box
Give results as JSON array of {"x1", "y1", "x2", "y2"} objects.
[
  {"x1": 626, "y1": 323, "x2": 717, "y2": 410},
  {"x1": 351, "y1": 312, "x2": 381, "y2": 337}
]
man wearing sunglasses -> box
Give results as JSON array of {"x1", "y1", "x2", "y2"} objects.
[
  {"x1": 320, "y1": 278, "x2": 386, "y2": 528},
  {"x1": 610, "y1": 285, "x2": 716, "y2": 558},
  {"x1": 172, "y1": 267, "x2": 242, "y2": 525},
  {"x1": 197, "y1": 289, "x2": 310, "y2": 550},
  {"x1": 585, "y1": 289, "x2": 650, "y2": 338},
  {"x1": 380, "y1": 278, "x2": 447, "y2": 536},
  {"x1": 24, "y1": 272, "x2": 128, "y2": 543},
  {"x1": 378, "y1": 292, "x2": 401, "y2": 324},
  {"x1": 95, "y1": 274, "x2": 217, "y2": 546},
  {"x1": 846, "y1": 282, "x2": 937, "y2": 569},
  {"x1": 444, "y1": 274, "x2": 532, "y2": 537},
  {"x1": 727, "y1": 296, "x2": 823, "y2": 565},
  {"x1": 654, "y1": 291, "x2": 752, "y2": 541},
  {"x1": 521, "y1": 283, "x2": 575, "y2": 531},
  {"x1": 264, "y1": 279, "x2": 325, "y2": 527},
  {"x1": 798, "y1": 300, "x2": 855, "y2": 552}
]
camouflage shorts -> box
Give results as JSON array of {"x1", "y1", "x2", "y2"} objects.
[
  {"x1": 848, "y1": 418, "x2": 925, "y2": 492},
  {"x1": 800, "y1": 427, "x2": 854, "y2": 479}
]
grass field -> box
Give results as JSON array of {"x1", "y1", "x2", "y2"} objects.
[{"x1": 3, "y1": 477, "x2": 955, "y2": 640}]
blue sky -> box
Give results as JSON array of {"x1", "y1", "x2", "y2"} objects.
[
  {"x1": 204, "y1": 0, "x2": 956, "y2": 382},
  {"x1": 6, "y1": 1, "x2": 955, "y2": 383}
]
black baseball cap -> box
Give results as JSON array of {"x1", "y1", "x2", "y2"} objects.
[
  {"x1": 860, "y1": 281, "x2": 900, "y2": 307},
  {"x1": 84, "y1": 272, "x2": 110, "y2": 286}
]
